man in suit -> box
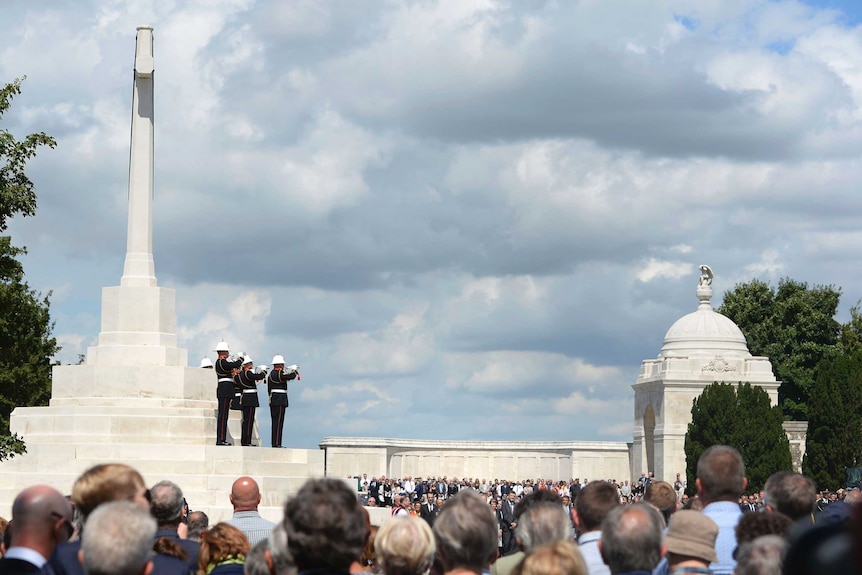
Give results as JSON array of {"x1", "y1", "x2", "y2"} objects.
[
  {"x1": 0, "y1": 485, "x2": 73, "y2": 575},
  {"x1": 491, "y1": 498, "x2": 570, "y2": 575},
  {"x1": 420, "y1": 496, "x2": 439, "y2": 527},
  {"x1": 500, "y1": 492, "x2": 518, "y2": 556}
]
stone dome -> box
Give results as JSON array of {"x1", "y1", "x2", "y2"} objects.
[{"x1": 658, "y1": 267, "x2": 750, "y2": 359}]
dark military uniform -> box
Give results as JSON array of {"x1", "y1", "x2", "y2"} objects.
[
  {"x1": 215, "y1": 357, "x2": 243, "y2": 445},
  {"x1": 267, "y1": 367, "x2": 297, "y2": 448},
  {"x1": 234, "y1": 369, "x2": 267, "y2": 446}
]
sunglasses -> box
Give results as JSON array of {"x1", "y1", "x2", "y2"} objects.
[{"x1": 51, "y1": 511, "x2": 74, "y2": 540}]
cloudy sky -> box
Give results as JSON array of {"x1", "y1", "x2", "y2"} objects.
[{"x1": 3, "y1": 0, "x2": 862, "y2": 448}]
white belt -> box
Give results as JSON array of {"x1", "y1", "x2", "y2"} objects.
[
  {"x1": 218, "y1": 377, "x2": 233, "y2": 383},
  {"x1": 242, "y1": 389, "x2": 257, "y2": 394},
  {"x1": 271, "y1": 389, "x2": 287, "y2": 393}
]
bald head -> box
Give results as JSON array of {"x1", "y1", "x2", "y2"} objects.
[
  {"x1": 230, "y1": 477, "x2": 262, "y2": 511},
  {"x1": 10, "y1": 485, "x2": 73, "y2": 558}
]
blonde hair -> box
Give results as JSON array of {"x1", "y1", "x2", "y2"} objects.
[
  {"x1": 72, "y1": 464, "x2": 146, "y2": 519},
  {"x1": 513, "y1": 541, "x2": 587, "y2": 575},
  {"x1": 198, "y1": 522, "x2": 251, "y2": 575},
  {"x1": 376, "y1": 517, "x2": 435, "y2": 575}
]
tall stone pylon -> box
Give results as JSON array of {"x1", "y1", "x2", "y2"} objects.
[
  {"x1": 89, "y1": 26, "x2": 185, "y2": 368},
  {"x1": 123, "y1": 26, "x2": 156, "y2": 289}
]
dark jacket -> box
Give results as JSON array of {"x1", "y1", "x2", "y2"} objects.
[
  {"x1": 215, "y1": 358, "x2": 244, "y2": 399},
  {"x1": 267, "y1": 368, "x2": 296, "y2": 407},
  {"x1": 234, "y1": 370, "x2": 266, "y2": 407},
  {"x1": 50, "y1": 540, "x2": 192, "y2": 575},
  {"x1": 155, "y1": 528, "x2": 199, "y2": 572},
  {"x1": 0, "y1": 557, "x2": 41, "y2": 575}
]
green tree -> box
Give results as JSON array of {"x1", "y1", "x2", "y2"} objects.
[
  {"x1": 802, "y1": 353, "x2": 862, "y2": 490},
  {"x1": 684, "y1": 382, "x2": 792, "y2": 494},
  {"x1": 839, "y1": 302, "x2": 862, "y2": 356},
  {"x1": 718, "y1": 278, "x2": 842, "y2": 420},
  {"x1": 0, "y1": 77, "x2": 58, "y2": 460}
]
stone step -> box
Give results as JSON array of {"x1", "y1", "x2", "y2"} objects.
[
  {"x1": 48, "y1": 398, "x2": 216, "y2": 409},
  {"x1": 0, "y1": 445, "x2": 325, "y2": 518}
]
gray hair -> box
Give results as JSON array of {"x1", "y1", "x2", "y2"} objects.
[
  {"x1": 245, "y1": 538, "x2": 271, "y2": 575},
  {"x1": 187, "y1": 511, "x2": 209, "y2": 542},
  {"x1": 82, "y1": 501, "x2": 157, "y2": 575},
  {"x1": 514, "y1": 502, "x2": 571, "y2": 552},
  {"x1": 599, "y1": 503, "x2": 663, "y2": 573},
  {"x1": 735, "y1": 535, "x2": 787, "y2": 575},
  {"x1": 376, "y1": 516, "x2": 436, "y2": 575},
  {"x1": 269, "y1": 522, "x2": 295, "y2": 575},
  {"x1": 149, "y1": 480, "x2": 184, "y2": 528},
  {"x1": 433, "y1": 491, "x2": 497, "y2": 573}
]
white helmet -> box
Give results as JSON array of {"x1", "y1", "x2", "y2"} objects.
[
  {"x1": 214, "y1": 341, "x2": 230, "y2": 352},
  {"x1": 242, "y1": 355, "x2": 253, "y2": 365},
  {"x1": 199, "y1": 357, "x2": 213, "y2": 368},
  {"x1": 271, "y1": 354, "x2": 285, "y2": 365}
]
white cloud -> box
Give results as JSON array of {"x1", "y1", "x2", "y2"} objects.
[
  {"x1": 637, "y1": 259, "x2": 693, "y2": 283},
  {"x1": 7, "y1": 0, "x2": 862, "y2": 449}
]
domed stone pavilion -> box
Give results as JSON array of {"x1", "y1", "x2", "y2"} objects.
[{"x1": 631, "y1": 266, "x2": 780, "y2": 481}]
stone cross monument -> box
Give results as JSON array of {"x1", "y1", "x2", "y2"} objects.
[{"x1": 1, "y1": 28, "x2": 321, "y2": 521}]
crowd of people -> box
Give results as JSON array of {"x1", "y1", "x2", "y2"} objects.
[
  {"x1": 356, "y1": 475, "x2": 675, "y2": 510},
  {"x1": 204, "y1": 341, "x2": 300, "y2": 448},
  {"x1": 1, "y1": 448, "x2": 860, "y2": 575}
]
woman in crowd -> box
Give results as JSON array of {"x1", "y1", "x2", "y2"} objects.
[
  {"x1": 375, "y1": 516, "x2": 435, "y2": 575},
  {"x1": 198, "y1": 522, "x2": 251, "y2": 575},
  {"x1": 511, "y1": 541, "x2": 586, "y2": 575}
]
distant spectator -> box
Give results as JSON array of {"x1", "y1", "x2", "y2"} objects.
[{"x1": 198, "y1": 523, "x2": 251, "y2": 575}]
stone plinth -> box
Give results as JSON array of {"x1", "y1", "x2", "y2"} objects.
[{"x1": 320, "y1": 437, "x2": 632, "y2": 481}]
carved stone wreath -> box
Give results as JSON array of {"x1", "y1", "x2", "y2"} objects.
[{"x1": 702, "y1": 356, "x2": 737, "y2": 373}]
